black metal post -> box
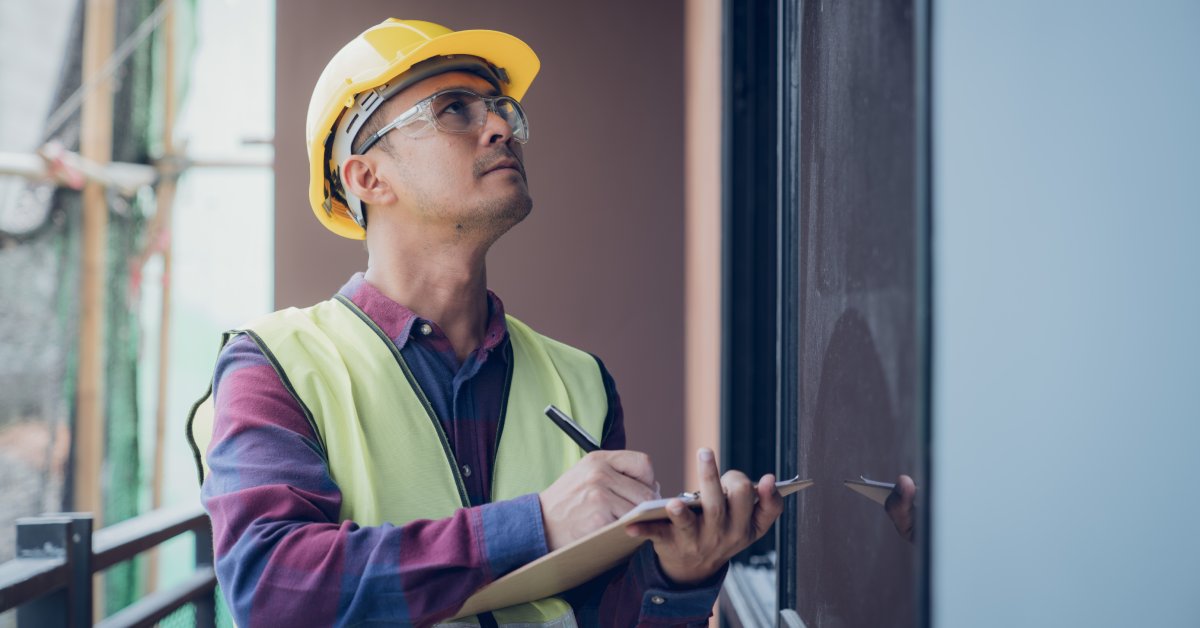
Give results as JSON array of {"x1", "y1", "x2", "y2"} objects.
[
  {"x1": 193, "y1": 518, "x2": 216, "y2": 628},
  {"x1": 721, "y1": 0, "x2": 780, "y2": 563},
  {"x1": 15, "y1": 514, "x2": 92, "y2": 628},
  {"x1": 66, "y1": 515, "x2": 94, "y2": 628}
]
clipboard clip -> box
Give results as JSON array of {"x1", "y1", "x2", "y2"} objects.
[{"x1": 675, "y1": 474, "x2": 805, "y2": 501}]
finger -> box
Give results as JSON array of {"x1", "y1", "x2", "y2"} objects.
[
  {"x1": 665, "y1": 498, "x2": 699, "y2": 537},
  {"x1": 603, "y1": 470, "x2": 660, "y2": 510},
  {"x1": 600, "y1": 450, "x2": 657, "y2": 488},
  {"x1": 626, "y1": 498, "x2": 696, "y2": 540},
  {"x1": 885, "y1": 474, "x2": 917, "y2": 541},
  {"x1": 696, "y1": 448, "x2": 725, "y2": 525},
  {"x1": 722, "y1": 470, "x2": 755, "y2": 535},
  {"x1": 626, "y1": 520, "x2": 673, "y2": 541},
  {"x1": 885, "y1": 475, "x2": 916, "y2": 513},
  {"x1": 896, "y1": 474, "x2": 917, "y2": 502},
  {"x1": 885, "y1": 504, "x2": 914, "y2": 541},
  {"x1": 751, "y1": 473, "x2": 784, "y2": 538}
]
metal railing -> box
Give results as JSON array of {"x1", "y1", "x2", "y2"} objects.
[{"x1": 0, "y1": 504, "x2": 215, "y2": 627}]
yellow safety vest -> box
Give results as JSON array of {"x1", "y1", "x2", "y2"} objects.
[{"x1": 187, "y1": 294, "x2": 608, "y2": 627}]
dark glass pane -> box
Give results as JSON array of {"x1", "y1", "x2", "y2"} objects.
[{"x1": 791, "y1": 1, "x2": 921, "y2": 626}]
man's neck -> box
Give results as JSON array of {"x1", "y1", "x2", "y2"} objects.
[{"x1": 363, "y1": 238, "x2": 491, "y2": 364}]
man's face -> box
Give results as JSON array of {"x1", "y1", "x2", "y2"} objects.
[{"x1": 365, "y1": 71, "x2": 532, "y2": 238}]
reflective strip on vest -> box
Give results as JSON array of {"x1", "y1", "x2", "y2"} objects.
[{"x1": 187, "y1": 296, "x2": 607, "y2": 626}]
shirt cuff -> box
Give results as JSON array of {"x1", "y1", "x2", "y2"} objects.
[
  {"x1": 630, "y1": 543, "x2": 727, "y2": 624},
  {"x1": 478, "y1": 492, "x2": 550, "y2": 578}
]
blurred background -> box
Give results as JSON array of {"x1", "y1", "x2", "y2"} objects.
[
  {"x1": 1, "y1": 0, "x2": 271, "y2": 624},
  {"x1": 1, "y1": 0, "x2": 1198, "y2": 627}
]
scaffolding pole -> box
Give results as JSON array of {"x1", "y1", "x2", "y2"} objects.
[
  {"x1": 76, "y1": 0, "x2": 116, "y2": 528},
  {"x1": 77, "y1": 0, "x2": 117, "y2": 621}
]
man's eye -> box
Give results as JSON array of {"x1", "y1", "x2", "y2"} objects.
[{"x1": 441, "y1": 100, "x2": 468, "y2": 115}]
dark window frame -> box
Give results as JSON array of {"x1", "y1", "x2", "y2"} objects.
[
  {"x1": 719, "y1": 0, "x2": 779, "y2": 562},
  {"x1": 720, "y1": 0, "x2": 933, "y2": 625}
]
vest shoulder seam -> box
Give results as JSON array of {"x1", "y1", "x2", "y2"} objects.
[{"x1": 228, "y1": 327, "x2": 330, "y2": 461}]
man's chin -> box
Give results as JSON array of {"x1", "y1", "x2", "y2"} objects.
[
  {"x1": 463, "y1": 191, "x2": 532, "y2": 237},
  {"x1": 497, "y1": 194, "x2": 533, "y2": 228}
]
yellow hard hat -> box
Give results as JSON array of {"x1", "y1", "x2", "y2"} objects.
[{"x1": 306, "y1": 18, "x2": 540, "y2": 240}]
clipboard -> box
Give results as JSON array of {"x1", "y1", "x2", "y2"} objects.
[
  {"x1": 451, "y1": 476, "x2": 814, "y2": 619},
  {"x1": 842, "y1": 476, "x2": 897, "y2": 506}
]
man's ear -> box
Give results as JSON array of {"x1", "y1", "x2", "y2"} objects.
[{"x1": 342, "y1": 154, "x2": 397, "y2": 206}]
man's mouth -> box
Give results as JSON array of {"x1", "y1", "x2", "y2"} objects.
[{"x1": 482, "y1": 156, "x2": 525, "y2": 179}]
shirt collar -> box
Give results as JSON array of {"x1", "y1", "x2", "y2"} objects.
[{"x1": 335, "y1": 272, "x2": 509, "y2": 352}]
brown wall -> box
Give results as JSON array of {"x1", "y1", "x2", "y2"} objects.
[{"x1": 275, "y1": 1, "x2": 687, "y2": 490}]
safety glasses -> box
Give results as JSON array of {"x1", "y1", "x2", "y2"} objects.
[{"x1": 354, "y1": 88, "x2": 529, "y2": 154}]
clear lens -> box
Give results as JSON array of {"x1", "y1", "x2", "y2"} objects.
[
  {"x1": 427, "y1": 90, "x2": 528, "y2": 143},
  {"x1": 433, "y1": 91, "x2": 485, "y2": 132},
  {"x1": 495, "y1": 97, "x2": 529, "y2": 143},
  {"x1": 384, "y1": 90, "x2": 530, "y2": 145}
]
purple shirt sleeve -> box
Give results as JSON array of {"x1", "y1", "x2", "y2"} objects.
[{"x1": 202, "y1": 334, "x2": 547, "y2": 627}]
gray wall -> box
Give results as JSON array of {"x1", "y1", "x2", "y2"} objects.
[
  {"x1": 933, "y1": 1, "x2": 1200, "y2": 625},
  {"x1": 275, "y1": 1, "x2": 687, "y2": 490}
]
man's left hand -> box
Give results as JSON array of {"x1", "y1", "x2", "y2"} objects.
[{"x1": 624, "y1": 448, "x2": 784, "y2": 586}]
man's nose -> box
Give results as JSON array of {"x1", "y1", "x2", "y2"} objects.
[{"x1": 481, "y1": 109, "x2": 514, "y2": 145}]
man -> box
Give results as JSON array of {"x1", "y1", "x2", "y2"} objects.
[{"x1": 188, "y1": 18, "x2": 783, "y2": 627}]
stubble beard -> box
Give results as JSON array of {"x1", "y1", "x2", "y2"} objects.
[
  {"x1": 415, "y1": 181, "x2": 532, "y2": 246},
  {"x1": 467, "y1": 149, "x2": 532, "y2": 242},
  {"x1": 401, "y1": 148, "x2": 533, "y2": 244},
  {"x1": 449, "y1": 159, "x2": 533, "y2": 243},
  {"x1": 473, "y1": 184, "x2": 532, "y2": 238}
]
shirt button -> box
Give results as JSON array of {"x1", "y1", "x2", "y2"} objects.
[
  {"x1": 650, "y1": 595, "x2": 666, "y2": 605},
  {"x1": 461, "y1": 464, "x2": 472, "y2": 478},
  {"x1": 419, "y1": 323, "x2": 433, "y2": 336}
]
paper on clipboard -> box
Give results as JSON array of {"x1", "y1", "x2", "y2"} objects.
[
  {"x1": 843, "y1": 476, "x2": 897, "y2": 506},
  {"x1": 452, "y1": 476, "x2": 814, "y2": 619}
]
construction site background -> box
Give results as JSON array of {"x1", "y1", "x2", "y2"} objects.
[{"x1": 0, "y1": 0, "x2": 272, "y2": 625}]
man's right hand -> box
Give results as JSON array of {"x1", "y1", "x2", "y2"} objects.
[{"x1": 539, "y1": 450, "x2": 659, "y2": 551}]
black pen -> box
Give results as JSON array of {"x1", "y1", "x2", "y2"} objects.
[{"x1": 544, "y1": 404, "x2": 601, "y2": 452}]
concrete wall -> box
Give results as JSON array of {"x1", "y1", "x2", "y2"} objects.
[
  {"x1": 933, "y1": 1, "x2": 1200, "y2": 624},
  {"x1": 275, "y1": 1, "x2": 688, "y2": 490}
]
